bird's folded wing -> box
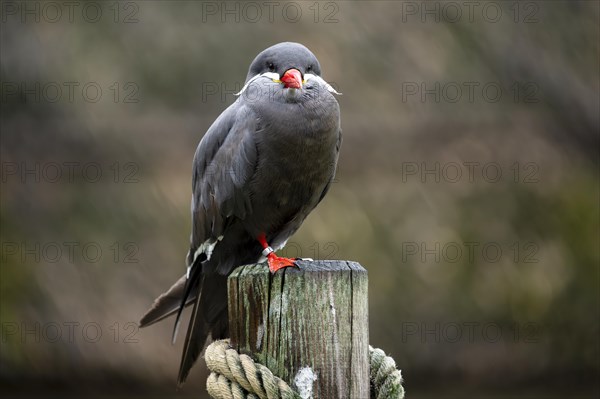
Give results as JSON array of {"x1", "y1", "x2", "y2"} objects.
[{"x1": 189, "y1": 103, "x2": 259, "y2": 261}]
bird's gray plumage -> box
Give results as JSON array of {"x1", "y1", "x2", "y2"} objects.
[{"x1": 140, "y1": 42, "x2": 342, "y2": 385}]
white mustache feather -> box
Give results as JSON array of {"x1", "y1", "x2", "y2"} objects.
[{"x1": 234, "y1": 72, "x2": 341, "y2": 96}]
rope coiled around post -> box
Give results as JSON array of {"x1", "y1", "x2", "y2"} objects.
[
  {"x1": 205, "y1": 339, "x2": 404, "y2": 399},
  {"x1": 368, "y1": 345, "x2": 405, "y2": 399}
]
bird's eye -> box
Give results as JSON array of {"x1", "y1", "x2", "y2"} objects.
[
  {"x1": 267, "y1": 62, "x2": 275, "y2": 71},
  {"x1": 307, "y1": 65, "x2": 313, "y2": 72}
]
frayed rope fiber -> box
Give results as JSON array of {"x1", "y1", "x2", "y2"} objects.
[{"x1": 205, "y1": 339, "x2": 405, "y2": 399}]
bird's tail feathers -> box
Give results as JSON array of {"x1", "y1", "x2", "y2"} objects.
[
  {"x1": 172, "y1": 255, "x2": 205, "y2": 344},
  {"x1": 177, "y1": 272, "x2": 229, "y2": 386},
  {"x1": 177, "y1": 273, "x2": 209, "y2": 386},
  {"x1": 139, "y1": 274, "x2": 197, "y2": 328},
  {"x1": 139, "y1": 254, "x2": 227, "y2": 386}
]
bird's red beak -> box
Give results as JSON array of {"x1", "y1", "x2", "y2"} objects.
[{"x1": 281, "y1": 68, "x2": 303, "y2": 89}]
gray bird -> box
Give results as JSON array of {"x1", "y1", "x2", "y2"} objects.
[{"x1": 139, "y1": 42, "x2": 342, "y2": 385}]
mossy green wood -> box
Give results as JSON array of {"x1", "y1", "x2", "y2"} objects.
[{"x1": 228, "y1": 260, "x2": 369, "y2": 399}]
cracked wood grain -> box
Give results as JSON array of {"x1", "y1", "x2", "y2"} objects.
[{"x1": 228, "y1": 260, "x2": 369, "y2": 399}]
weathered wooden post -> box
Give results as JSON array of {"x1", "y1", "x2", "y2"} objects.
[{"x1": 228, "y1": 260, "x2": 369, "y2": 398}]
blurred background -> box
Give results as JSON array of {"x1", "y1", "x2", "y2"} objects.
[{"x1": 1, "y1": 1, "x2": 598, "y2": 398}]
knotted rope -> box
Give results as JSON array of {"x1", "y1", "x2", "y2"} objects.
[{"x1": 205, "y1": 339, "x2": 404, "y2": 399}]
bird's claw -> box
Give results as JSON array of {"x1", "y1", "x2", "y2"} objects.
[{"x1": 267, "y1": 253, "x2": 298, "y2": 273}]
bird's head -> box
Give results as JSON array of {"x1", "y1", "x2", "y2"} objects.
[
  {"x1": 245, "y1": 42, "x2": 321, "y2": 89},
  {"x1": 236, "y1": 42, "x2": 340, "y2": 99}
]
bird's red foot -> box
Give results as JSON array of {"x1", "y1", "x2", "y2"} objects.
[
  {"x1": 267, "y1": 252, "x2": 297, "y2": 273},
  {"x1": 258, "y1": 233, "x2": 298, "y2": 273}
]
